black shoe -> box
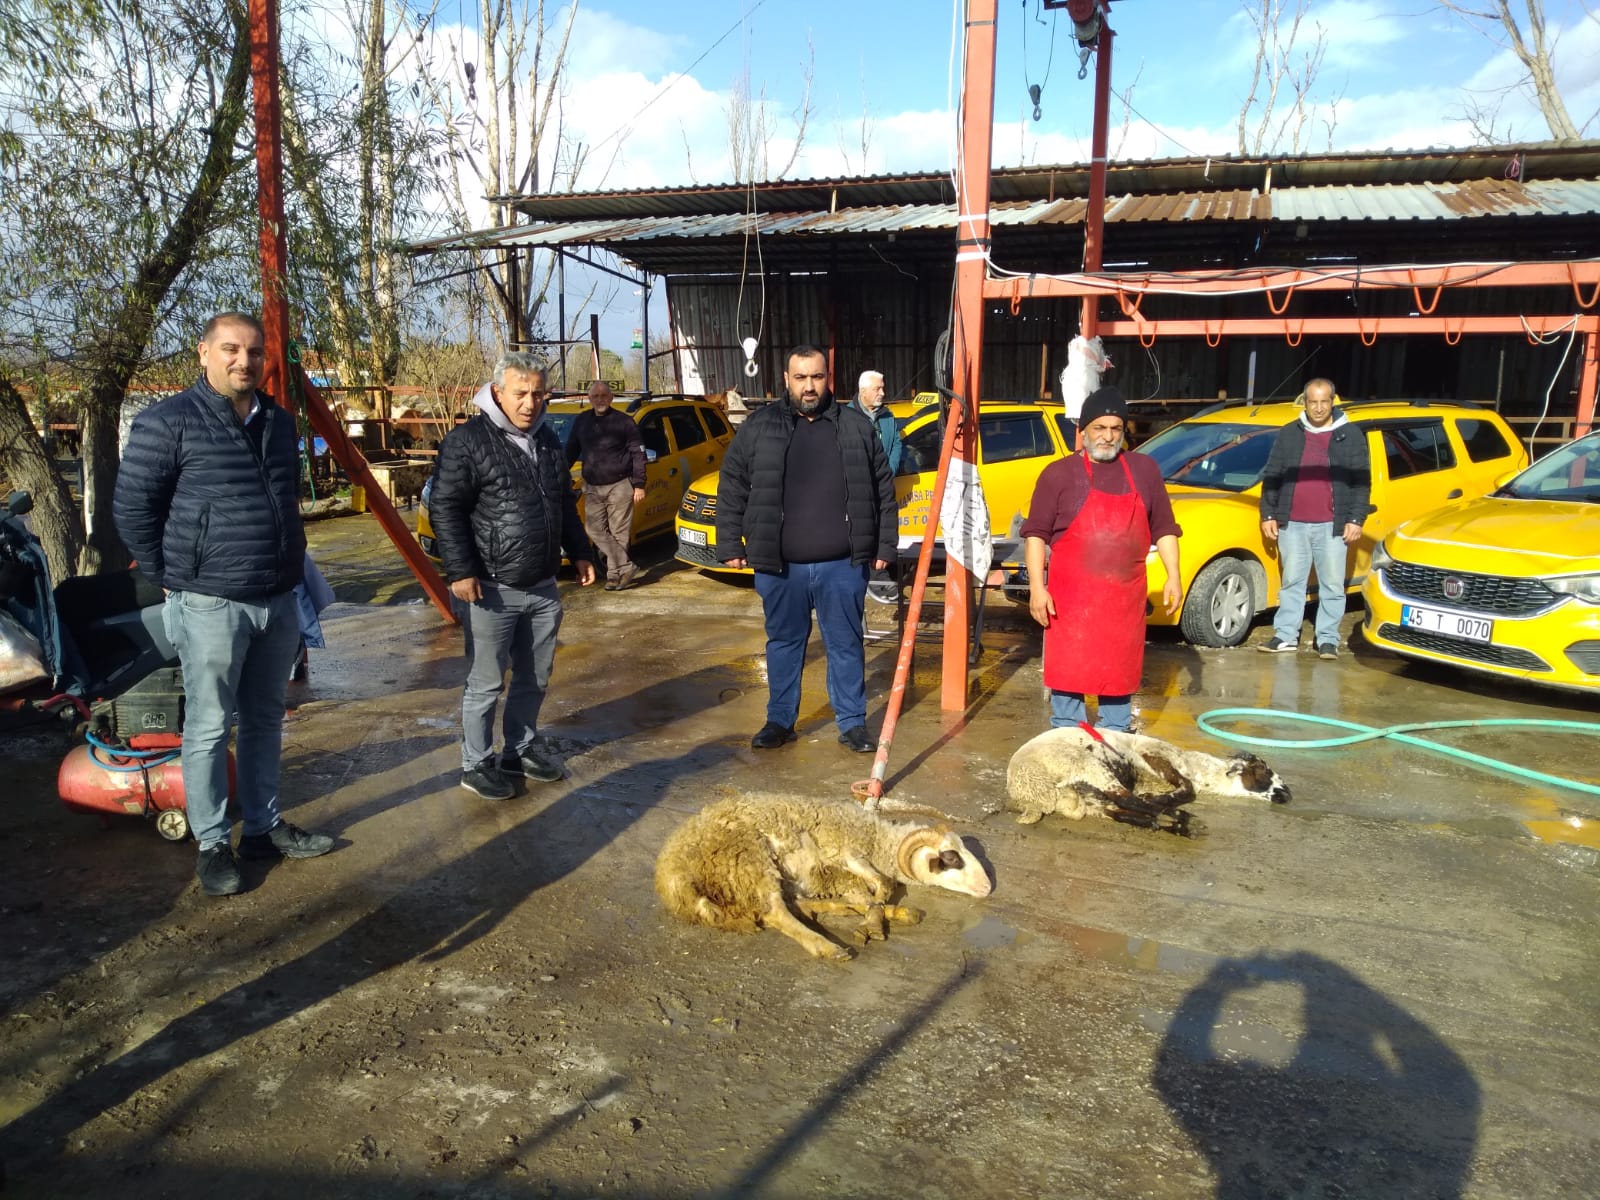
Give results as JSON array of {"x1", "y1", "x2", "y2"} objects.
[
  {"x1": 239, "y1": 820, "x2": 335, "y2": 861},
  {"x1": 1258, "y1": 636, "x2": 1298, "y2": 653},
  {"x1": 196, "y1": 844, "x2": 244, "y2": 896},
  {"x1": 866, "y1": 582, "x2": 899, "y2": 605},
  {"x1": 603, "y1": 578, "x2": 621, "y2": 591},
  {"x1": 1317, "y1": 642, "x2": 1339, "y2": 660},
  {"x1": 501, "y1": 747, "x2": 564, "y2": 783},
  {"x1": 460, "y1": 763, "x2": 514, "y2": 800},
  {"x1": 750, "y1": 721, "x2": 797, "y2": 750},
  {"x1": 838, "y1": 725, "x2": 875, "y2": 753}
]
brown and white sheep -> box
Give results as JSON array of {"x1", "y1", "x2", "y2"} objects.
[
  {"x1": 1006, "y1": 727, "x2": 1291, "y2": 836},
  {"x1": 655, "y1": 793, "x2": 992, "y2": 961}
]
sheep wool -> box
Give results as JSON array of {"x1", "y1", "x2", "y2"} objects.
[
  {"x1": 655, "y1": 793, "x2": 992, "y2": 962},
  {"x1": 1006, "y1": 726, "x2": 1291, "y2": 836}
]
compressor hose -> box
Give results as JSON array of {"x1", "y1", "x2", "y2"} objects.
[
  {"x1": 1195, "y1": 708, "x2": 1600, "y2": 798},
  {"x1": 84, "y1": 728, "x2": 182, "y2": 773}
]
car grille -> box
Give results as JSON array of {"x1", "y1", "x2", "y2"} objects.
[
  {"x1": 1377, "y1": 623, "x2": 1549, "y2": 671},
  {"x1": 1381, "y1": 561, "x2": 1557, "y2": 617},
  {"x1": 680, "y1": 492, "x2": 716, "y2": 520},
  {"x1": 1565, "y1": 641, "x2": 1600, "y2": 676},
  {"x1": 675, "y1": 539, "x2": 721, "y2": 568}
]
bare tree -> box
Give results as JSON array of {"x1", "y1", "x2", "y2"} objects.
[
  {"x1": 1236, "y1": 0, "x2": 1335, "y2": 155},
  {"x1": 411, "y1": 0, "x2": 585, "y2": 351},
  {"x1": 726, "y1": 42, "x2": 814, "y2": 183},
  {"x1": 1441, "y1": 0, "x2": 1595, "y2": 141}
]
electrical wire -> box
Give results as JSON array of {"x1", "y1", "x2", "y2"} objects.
[{"x1": 1521, "y1": 315, "x2": 1580, "y2": 455}]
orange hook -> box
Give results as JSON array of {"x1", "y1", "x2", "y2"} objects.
[
  {"x1": 1138, "y1": 325, "x2": 1158, "y2": 348},
  {"x1": 1205, "y1": 322, "x2": 1223, "y2": 348},
  {"x1": 1009, "y1": 290, "x2": 1022, "y2": 316},
  {"x1": 1443, "y1": 322, "x2": 1463, "y2": 346},
  {"x1": 1359, "y1": 319, "x2": 1378, "y2": 347},
  {"x1": 1117, "y1": 288, "x2": 1144, "y2": 319},
  {"x1": 1285, "y1": 321, "x2": 1304, "y2": 348},
  {"x1": 1265, "y1": 279, "x2": 1296, "y2": 315},
  {"x1": 1570, "y1": 264, "x2": 1600, "y2": 309},
  {"x1": 1411, "y1": 274, "x2": 1443, "y2": 315}
]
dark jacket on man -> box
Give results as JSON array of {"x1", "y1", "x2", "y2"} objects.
[
  {"x1": 565, "y1": 406, "x2": 647, "y2": 488},
  {"x1": 430, "y1": 390, "x2": 591, "y2": 588},
  {"x1": 1258, "y1": 413, "x2": 1373, "y2": 528},
  {"x1": 114, "y1": 377, "x2": 306, "y2": 599},
  {"x1": 715, "y1": 393, "x2": 898, "y2": 574}
]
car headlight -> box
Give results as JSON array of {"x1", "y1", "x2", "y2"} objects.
[
  {"x1": 1370, "y1": 541, "x2": 1393, "y2": 570},
  {"x1": 1546, "y1": 573, "x2": 1600, "y2": 604}
]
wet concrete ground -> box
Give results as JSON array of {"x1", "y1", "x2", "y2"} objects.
[{"x1": 3, "y1": 513, "x2": 1599, "y2": 1198}]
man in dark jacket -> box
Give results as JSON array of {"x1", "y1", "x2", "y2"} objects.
[
  {"x1": 114, "y1": 312, "x2": 333, "y2": 898},
  {"x1": 429, "y1": 356, "x2": 595, "y2": 801},
  {"x1": 1258, "y1": 377, "x2": 1372, "y2": 658},
  {"x1": 564, "y1": 381, "x2": 647, "y2": 590},
  {"x1": 716, "y1": 344, "x2": 898, "y2": 753}
]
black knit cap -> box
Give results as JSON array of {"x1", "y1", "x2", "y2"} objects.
[{"x1": 1078, "y1": 385, "x2": 1128, "y2": 427}]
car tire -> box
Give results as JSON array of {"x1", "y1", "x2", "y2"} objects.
[{"x1": 1180, "y1": 557, "x2": 1257, "y2": 647}]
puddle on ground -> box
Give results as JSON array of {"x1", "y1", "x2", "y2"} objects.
[{"x1": 963, "y1": 912, "x2": 1223, "y2": 977}]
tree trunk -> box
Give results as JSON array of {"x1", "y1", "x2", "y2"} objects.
[{"x1": 0, "y1": 378, "x2": 82, "y2": 586}]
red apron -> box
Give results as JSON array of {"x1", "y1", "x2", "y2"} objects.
[{"x1": 1043, "y1": 455, "x2": 1151, "y2": 696}]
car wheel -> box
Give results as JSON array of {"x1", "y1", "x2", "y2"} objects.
[{"x1": 1180, "y1": 557, "x2": 1257, "y2": 647}]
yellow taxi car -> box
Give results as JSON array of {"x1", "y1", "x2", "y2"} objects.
[
  {"x1": 417, "y1": 394, "x2": 734, "y2": 560},
  {"x1": 1135, "y1": 399, "x2": 1528, "y2": 645},
  {"x1": 674, "y1": 400, "x2": 1076, "y2": 575},
  {"x1": 1361, "y1": 428, "x2": 1600, "y2": 693}
]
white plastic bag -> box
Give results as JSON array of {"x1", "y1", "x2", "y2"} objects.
[{"x1": 0, "y1": 608, "x2": 48, "y2": 696}]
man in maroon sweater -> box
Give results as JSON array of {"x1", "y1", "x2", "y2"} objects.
[
  {"x1": 565, "y1": 383, "x2": 648, "y2": 590},
  {"x1": 1021, "y1": 387, "x2": 1182, "y2": 731}
]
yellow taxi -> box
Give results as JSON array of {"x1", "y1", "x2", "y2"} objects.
[
  {"x1": 1361, "y1": 428, "x2": 1600, "y2": 693},
  {"x1": 417, "y1": 394, "x2": 734, "y2": 560},
  {"x1": 1135, "y1": 399, "x2": 1528, "y2": 645},
  {"x1": 675, "y1": 400, "x2": 1077, "y2": 575}
]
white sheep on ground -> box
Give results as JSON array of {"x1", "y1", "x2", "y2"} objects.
[
  {"x1": 1006, "y1": 727, "x2": 1291, "y2": 836},
  {"x1": 655, "y1": 793, "x2": 992, "y2": 962}
]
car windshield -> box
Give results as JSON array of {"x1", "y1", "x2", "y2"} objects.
[
  {"x1": 1499, "y1": 432, "x2": 1600, "y2": 503},
  {"x1": 543, "y1": 411, "x2": 577, "y2": 446},
  {"x1": 1138, "y1": 421, "x2": 1280, "y2": 492}
]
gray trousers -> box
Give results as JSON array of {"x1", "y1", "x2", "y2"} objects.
[
  {"x1": 583, "y1": 479, "x2": 635, "y2": 579},
  {"x1": 459, "y1": 578, "x2": 563, "y2": 770}
]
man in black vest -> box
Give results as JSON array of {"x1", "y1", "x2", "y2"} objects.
[
  {"x1": 715, "y1": 345, "x2": 898, "y2": 752},
  {"x1": 115, "y1": 312, "x2": 334, "y2": 897}
]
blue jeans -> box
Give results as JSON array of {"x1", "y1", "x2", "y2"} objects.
[
  {"x1": 753, "y1": 558, "x2": 868, "y2": 733},
  {"x1": 164, "y1": 590, "x2": 301, "y2": 851},
  {"x1": 460, "y1": 579, "x2": 563, "y2": 770},
  {"x1": 1273, "y1": 520, "x2": 1349, "y2": 648},
  {"x1": 1049, "y1": 690, "x2": 1133, "y2": 732}
]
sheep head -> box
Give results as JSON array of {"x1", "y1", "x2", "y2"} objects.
[
  {"x1": 894, "y1": 826, "x2": 992, "y2": 898},
  {"x1": 1227, "y1": 753, "x2": 1292, "y2": 804}
]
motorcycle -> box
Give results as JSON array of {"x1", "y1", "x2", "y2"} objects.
[{"x1": 1, "y1": 488, "x2": 197, "y2": 840}]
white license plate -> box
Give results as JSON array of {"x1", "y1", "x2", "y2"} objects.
[
  {"x1": 1401, "y1": 604, "x2": 1493, "y2": 643},
  {"x1": 679, "y1": 528, "x2": 708, "y2": 547}
]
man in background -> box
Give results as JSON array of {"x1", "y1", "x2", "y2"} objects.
[
  {"x1": 565, "y1": 381, "x2": 648, "y2": 591},
  {"x1": 1258, "y1": 378, "x2": 1371, "y2": 659},
  {"x1": 852, "y1": 370, "x2": 902, "y2": 605}
]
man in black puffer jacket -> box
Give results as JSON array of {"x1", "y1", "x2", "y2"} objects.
[
  {"x1": 716, "y1": 344, "x2": 898, "y2": 753},
  {"x1": 429, "y1": 356, "x2": 595, "y2": 801},
  {"x1": 115, "y1": 312, "x2": 334, "y2": 898}
]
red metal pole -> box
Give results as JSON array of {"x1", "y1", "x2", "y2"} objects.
[
  {"x1": 1080, "y1": 11, "x2": 1115, "y2": 340},
  {"x1": 942, "y1": 0, "x2": 998, "y2": 711},
  {"x1": 248, "y1": 0, "x2": 456, "y2": 624},
  {"x1": 248, "y1": 0, "x2": 290, "y2": 401},
  {"x1": 1578, "y1": 330, "x2": 1598, "y2": 437}
]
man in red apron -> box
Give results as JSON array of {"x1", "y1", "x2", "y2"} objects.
[{"x1": 1020, "y1": 387, "x2": 1182, "y2": 731}]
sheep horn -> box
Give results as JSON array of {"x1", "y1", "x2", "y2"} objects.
[{"x1": 895, "y1": 826, "x2": 943, "y2": 880}]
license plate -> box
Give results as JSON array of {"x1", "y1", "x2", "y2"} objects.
[
  {"x1": 1401, "y1": 604, "x2": 1492, "y2": 643},
  {"x1": 679, "y1": 528, "x2": 708, "y2": 547}
]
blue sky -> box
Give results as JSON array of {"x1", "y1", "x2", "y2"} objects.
[{"x1": 420, "y1": 0, "x2": 1600, "y2": 352}]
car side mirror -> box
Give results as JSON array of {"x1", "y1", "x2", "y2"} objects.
[
  {"x1": 1492, "y1": 468, "x2": 1518, "y2": 489},
  {"x1": 644, "y1": 449, "x2": 658, "y2": 464}
]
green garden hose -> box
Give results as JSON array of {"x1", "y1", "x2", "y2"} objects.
[{"x1": 1195, "y1": 708, "x2": 1600, "y2": 798}]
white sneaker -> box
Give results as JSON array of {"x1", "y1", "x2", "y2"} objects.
[{"x1": 866, "y1": 582, "x2": 900, "y2": 605}]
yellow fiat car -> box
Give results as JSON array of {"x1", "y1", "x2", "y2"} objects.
[
  {"x1": 1135, "y1": 399, "x2": 1528, "y2": 645},
  {"x1": 1361, "y1": 428, "x2": 1600, "y2": 693},
  {"x1": 675, "y1": 400, "x2": 1076, "y2": 575},
  {"x1": 417, "y1": 394, "x2": 734, "y2": 560}
]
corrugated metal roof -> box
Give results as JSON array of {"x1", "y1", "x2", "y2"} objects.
[{"x1": 411, "y1": 176, "x2": 1600, "y2": 256}]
